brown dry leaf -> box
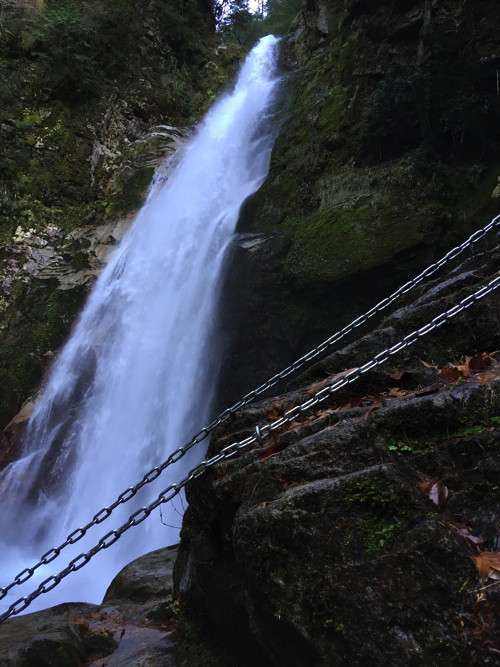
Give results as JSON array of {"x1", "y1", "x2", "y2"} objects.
[
  {"x1": 439, "y1": 367, "x2": 463, "y2": 382},
  {"x1": 72, "y1": 619, "x2": 91, "y2": 634},
  {"x1": 449, "y1": 357, "x2": 470, "y2": 372},
  {"x1": 290, "y1": 420, "x2": 304, "y2": 433},
  {"x1": 419, "y1": 478, "x2": 449, "y2": 507},
  {"x1": 96, "y1": 628, "x2": 114, "y2": 636},
  {"x1": 472, "y1": 551, "x2": 500, "y2": 584},
  {"x1": 389, "y1": 370, "x2": 407, "y2": 380},
  {"x1": 362, "y1": 405, "x2": 381, "y2": 420},
  {"x1": 474, "y1": 366, "x2": 500, "y2": 386},
  {"x1": 336, "y1": 397, "x2": 362, "y2": 410},
  {"x1": 420, "y1": 359, "x2": 436, "y2": 368},
  {"x1": 414, "y1": 381, "x2": 446, "y2": 396},
  {"x1": 257, "y1": 440, "x2": 291, "y2": 462},
  {"x1": 266, "y1": 402, "x2": 282, "y2": 421},
  {"x1": 461, "y1": 532, "x2": 486, "y2": 558},
  {"x1": 307, "y1": 379, "x2": 328, "y2": 396},
  {"x1": 388, "y1": 387, "x2": 409, "y2": 397},
  {"x1": 468, "y1": 352, "x2": 495, "y2": 373}
]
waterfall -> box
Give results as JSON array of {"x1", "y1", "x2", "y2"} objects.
[{"x1": 0, "y1": 35, "x2": 281, "y2": 614}]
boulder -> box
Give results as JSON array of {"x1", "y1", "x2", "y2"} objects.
[{"x1": 0, "y1": 546, "x2": 179, "y2": 667}]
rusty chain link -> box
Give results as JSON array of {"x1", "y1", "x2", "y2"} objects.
[
  {"x1": 1, "y1": 213, "x2": 499, "y2": 605},
  {"x1": 1, "y1": 272, "x2": 499, "y2": 624}
]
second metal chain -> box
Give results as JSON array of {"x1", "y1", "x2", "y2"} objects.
[
  {"x1": 1, "y1": 272, "x2": 498, "y2": 624},
  {"x1": 1, "y1": 213, "x2": 498, "y2": 603}
]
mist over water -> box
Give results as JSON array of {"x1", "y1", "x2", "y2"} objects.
[{"x1": 0, "y1": 36, "x2": 281, "y2": 614}]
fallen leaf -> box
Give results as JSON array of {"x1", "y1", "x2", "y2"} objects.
[
  {"x1": 472, "y1": 551, "x2": 500, "y2": 584},
  {"x1": 72, "y1": 619, "x2": 90, "y2": 634},
  {"x1": 388, "y1": 387, "x2": 409, "y2": 397},
  {"x1": 266, "y1": 401, "x2": 282, "y2": 421},
  {"x1": 468, "y1": 352, "x2": 494, "y2": 373},
  {"x1": 362, "y1": 405, "x2": 381, "y2": 420},
  {"x1": 439, "y1": 367, "x2": 463, "y2": 382},
  {"x1": 474, "y1": 365, "x2": 500, "y2": 386},
  {"x1": 389, "y1": 370, "x2": 407, "y2": 380},
  {"x1": 257, "y1": 440, "x2": 291, "y2": 462},
  {"x1": 307, "y1": 379, "x2": 328, "y2": 396},
  {"x1": 414, "y1": 382, "x2": 445, "y2": 396},
  {"x1": 419, "y1": 478, "x2": 449, "y2": 507}
]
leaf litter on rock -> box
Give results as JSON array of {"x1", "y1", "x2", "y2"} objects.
[
  {"x1": 419, "y1": 478, "x2": 449, "y2": 507},
  {"x1": 418, "y1": 477, "x2": 500, "y2": 588}
]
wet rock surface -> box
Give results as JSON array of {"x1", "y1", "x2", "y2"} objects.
[
  {"x1": 218, "y1": 0, "x2": 500, "y2": 411},
  {"x1": 174, "y1": 243, "x2": 500, "y2": 666},
  {"x1": 0, "y1": 546, "x2": 178, "y2": 667}
]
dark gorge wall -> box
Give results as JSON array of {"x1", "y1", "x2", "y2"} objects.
[
  {"x1": 217, "y1": 0, "x2": 500, "y2": 409},
  {"x1": 176, "y1": 222, "x2": 500, "y2": 667},
  {"x1": 174, "y1": 2, "x2": 500, "y2": 664}
]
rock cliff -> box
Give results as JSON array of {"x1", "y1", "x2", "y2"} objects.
[
  {"x1": 175, "y1": 236, "x2": 500, "y2": 666},
  {"x1": 2, "y1": 0, "x2": 500, "y2": 665},
  {"x1": 219, "y1": 0, "x2": 500, "y2": 407}
]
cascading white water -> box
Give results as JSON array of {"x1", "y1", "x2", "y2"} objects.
[{"x1": 0, "y1": 35, "x2": 281, "y2": 614}]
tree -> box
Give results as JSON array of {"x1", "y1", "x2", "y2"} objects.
[{"x1": 219, "y1": 0, "x2": 256, "y2": 45}]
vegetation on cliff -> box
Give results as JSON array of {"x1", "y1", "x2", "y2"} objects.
[{"x1": 0, "y1": 0, "x2": 243, "y2": 431}]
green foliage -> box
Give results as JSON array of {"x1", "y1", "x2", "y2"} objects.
[
  {"x1": 0, "y1": 0, "x2": 211, "y2": 100},
  {"x1": 358, "y1": 45, "x2": 500, "y2": 163},
  {"x1": 359, "y1": 71, "x2": 419, "y2": 159},
  {"x1": 453, "y1": 424, "x2": 486, "y2": 437},
  {"x1": 219, "y1": 0, "x2": 256, "y2": 45},
  {"x1": 219, "y1": 0, "x2": 301, "y2": 46},
  {"x1": 261, "y1": 0, "x2": 301, "y2": 36}
]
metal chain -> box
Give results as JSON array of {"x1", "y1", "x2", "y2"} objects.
[
  {"x1": 1, "y1": 273, "x2": 498, "y2": 625},
  {"x1": 1, "y1": 213, "x2": 499, "y2": 602}
]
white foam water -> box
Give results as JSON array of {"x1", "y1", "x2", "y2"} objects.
[{"x1": 0, "y1": 35, "x2": 281, "y2": 614}]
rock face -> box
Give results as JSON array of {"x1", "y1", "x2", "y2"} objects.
[
  {"x1": 175, "y1": 240, "x2": 500, "y2": 666},
  {"x1": 218, "y1": 0, "x2": 500, "y2": 408},
  {"x1": 0, "y1": 546, "x2": 178, "y2": 667}
]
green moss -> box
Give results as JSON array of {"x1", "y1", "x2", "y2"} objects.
[
  {"x1": 283, "y1": 197, "x2": 423, "y2": 285},
  {"x1": 317, "y1": 85, "x2": 347, "y2": 138},
  {"x1": 337, "y1": 41, "x2": 356, "y2": 75},
  {"x1": 147, "y1": 601, "x2": 175, "y2": 624},
  {"x1": 341, "y1": 478, "x2": 393, "y2": 508},
  {"x1": 71, "y1": 251, "x2": 91, "y2": 271},
  {"x1": 113, "y1": 166, "x2": 155, "y2": 214},
  {"x1": 337, "y1": 476, "x2": 420, "y2": 554},
  {"x1": 0, "y1": 281, "x2": 88, "y2": 427}
]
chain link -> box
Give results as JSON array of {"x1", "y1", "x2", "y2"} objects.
[
  {"x1": 1, "y1": 273, "x2": 498, "y2": 624},
  {"x1": 1, "y1": 213, "x2": 499, "y2": 604}
]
